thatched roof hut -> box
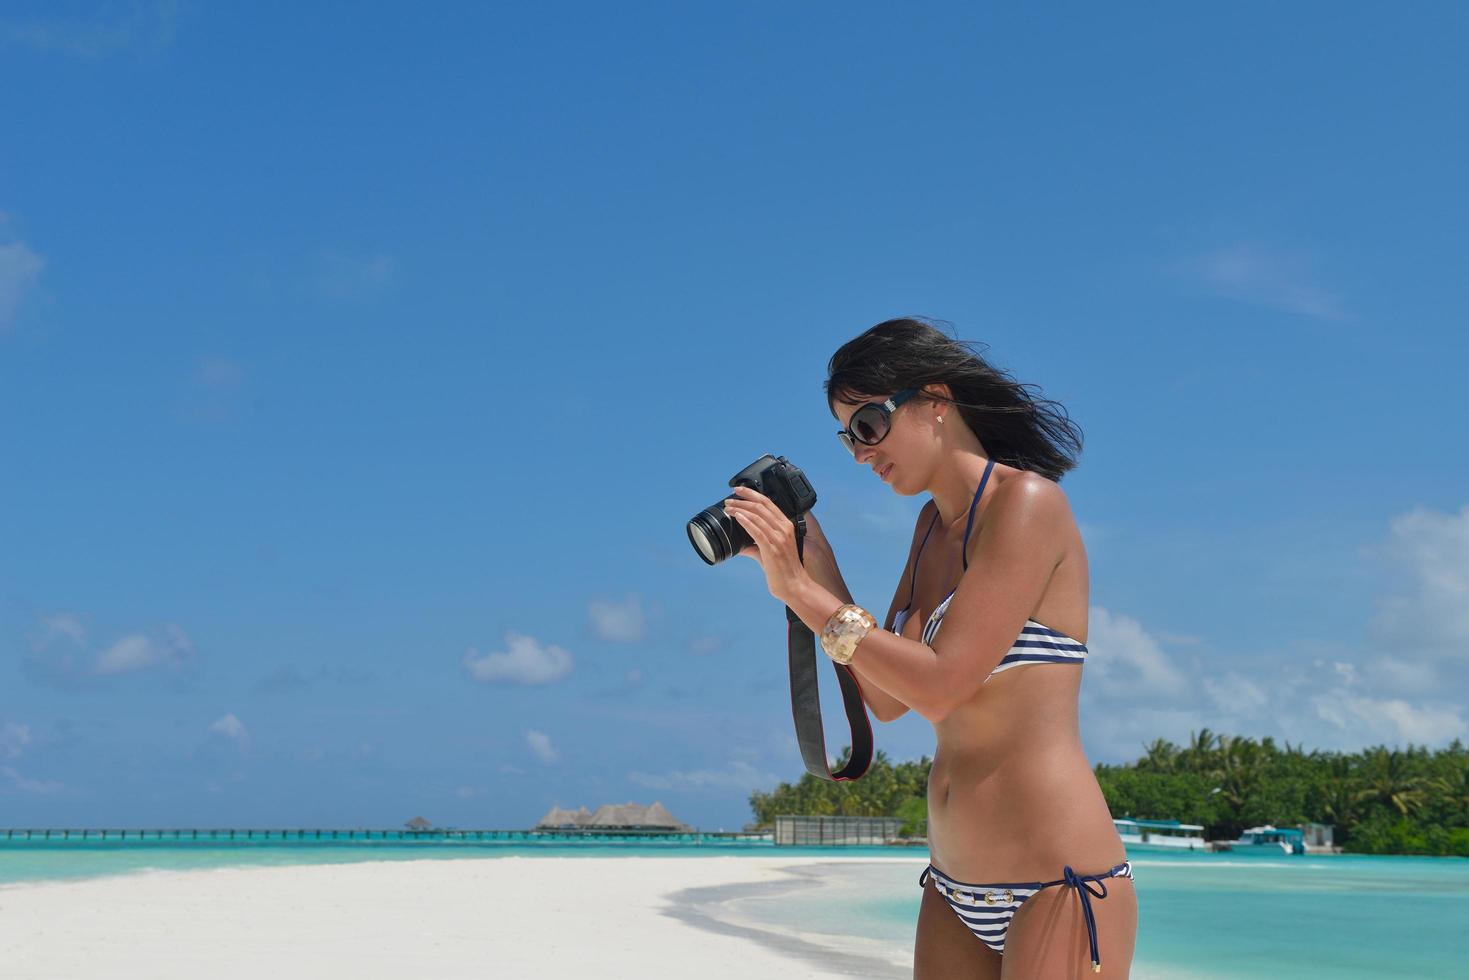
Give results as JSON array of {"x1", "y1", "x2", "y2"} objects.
[
  {"x1": 535, "y1": 801, "x2": 692, "y2": 831},
  {"x1": 587, "y1": 801, "x2": 692, "y2": 831},
  {"x1": 405, "y1": 816, "x2": 433, "y2": 831},
  {"x1": 534, "y1": 804, "x2": 594, "y2": 828}
]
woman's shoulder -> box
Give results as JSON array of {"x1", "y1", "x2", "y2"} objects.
[
  {"x1": 969, "y1": 469, "x2": 1076, "y2": 562},
  {"x1": 995, "y1": 468, "x2": 1068, "y2": 507}
]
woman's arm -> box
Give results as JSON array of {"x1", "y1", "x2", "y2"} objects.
[
  {"x1": 799, "y1": 511, "x2": 914, "y2": 723},
  {"x1": 787, "y1": 477, "x2": 1068, "y2": 725}
]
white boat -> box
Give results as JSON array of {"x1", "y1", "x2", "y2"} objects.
[
  {"x1": 1216, "y1": 824, "x2": 1305, "y2": 856},
  {"x1": 1113, "y1": 817, "x2": 1207, "y2": 851}
]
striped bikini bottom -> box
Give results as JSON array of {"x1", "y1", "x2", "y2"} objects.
[{"x1": 919, "y1": 860, "x2": 1134, "y2": 973}]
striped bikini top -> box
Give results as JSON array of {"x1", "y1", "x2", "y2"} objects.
[{"x1": 891, "y1": 457, "x2": 1089, "y2": 678}]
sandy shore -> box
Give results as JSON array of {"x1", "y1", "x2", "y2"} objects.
[{"x1": 0, "y1": 855, "x2": 914, "y2": 979}]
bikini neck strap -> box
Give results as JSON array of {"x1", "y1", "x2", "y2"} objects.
[{"x1": 958, "y1": 457, "x2": 996, "y2": 571}]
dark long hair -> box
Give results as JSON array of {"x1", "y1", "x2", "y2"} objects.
[{"x1": 825, "y1": 316, "x2": 1084, "y2": 482}]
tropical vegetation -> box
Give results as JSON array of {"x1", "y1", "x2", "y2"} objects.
[{"x1": 746, "y1": 733, "x2": 1469, "y2": 856}]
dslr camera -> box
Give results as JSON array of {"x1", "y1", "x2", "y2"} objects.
[{"x1": 687, "y1": 454, "x2": 818, "y2": 565}]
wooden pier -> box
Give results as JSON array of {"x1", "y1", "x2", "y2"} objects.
[{"x1": 1, "y1": 827, "x2": 773, "y2": 843}]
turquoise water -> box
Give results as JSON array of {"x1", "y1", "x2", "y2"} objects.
[
  {"x1": 0, "y1": 835, "x2": 903, "y2": 887},
  {"x1": 725, "y1": 851, "x2": 1469, "y2": 979},
  {"x1": 3, "y1": 839, "x2": 1465, "y2": 977}
]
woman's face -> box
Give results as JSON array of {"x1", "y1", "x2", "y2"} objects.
[{"x1": 834, "y1": 389, "x2": 932, "y2": 492}]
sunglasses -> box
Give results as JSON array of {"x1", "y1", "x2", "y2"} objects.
[{"x1": 836, "y1": 388, "x2": 920, "y2": 456}]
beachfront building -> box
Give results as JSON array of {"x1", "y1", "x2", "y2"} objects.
[
  {"x1": 1302, "y1": 822, "x2": 1336, "y2": 852},
  {"x1": 534, "y1": 802, "x2": 694, "y2": 832},
  {"x1": 774, "y1": 815, "x2": 904, "y2": 846}
]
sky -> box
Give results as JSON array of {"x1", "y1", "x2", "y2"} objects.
[{"x1": 2, "y1": 2, "x2": 1467, "y2": 833}]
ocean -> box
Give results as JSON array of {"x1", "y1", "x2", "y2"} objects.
[
  {"x1": 3, "y1": 837, "x2": 1465, "y2": 978},
  {"x1": 694, "y1": 850, "x2": 1469, "y2": 978}
]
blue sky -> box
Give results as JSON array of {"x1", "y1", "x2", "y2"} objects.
[{"x1": 2, "y1": 2, "x2": 1466, "y2": 832}]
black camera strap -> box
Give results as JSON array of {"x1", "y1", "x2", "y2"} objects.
[{"x1": 785, "y1": 515, "x2": 873, "y2": 782}]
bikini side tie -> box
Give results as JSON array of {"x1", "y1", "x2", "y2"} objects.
[
  {"x1": 920, "y1": 861, "x2": 1127, "y2": 971},
  {"x1": 1061, "y1": 864, "x2": 1109, "y2": 973}
]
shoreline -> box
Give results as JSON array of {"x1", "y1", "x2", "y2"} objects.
[
  {"x1": 662, "y1": 859, "x2": 913, "y2": 980},
  {"x1": 0, "y1": 854, "x2": 914, "y2": 979}
]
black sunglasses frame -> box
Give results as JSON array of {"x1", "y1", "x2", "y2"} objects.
[{"x1": 836, "y1": 387, "x2": 921, "y2": 456}]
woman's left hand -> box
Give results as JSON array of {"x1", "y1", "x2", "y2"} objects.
[{"x1": 723, "y1": 485, "x2": 812, "y2": 605}]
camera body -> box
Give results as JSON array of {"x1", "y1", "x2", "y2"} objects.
[{"x1": 687, "y1": 454, "x2": 818, "y2": 565}]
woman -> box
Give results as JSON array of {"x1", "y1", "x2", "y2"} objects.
[{"x1": 723, "y1": 317, "x2": 1137, "y2": 978}]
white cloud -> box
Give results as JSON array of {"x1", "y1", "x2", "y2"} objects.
[
  {"x1": 0, "y1": 239, "x2": 44, "y2": 328},
  {"x1": 1, "y1": 722, "x2": 32, "y2": 759},
  {"x1": 26, "y1": 614, "x2": 197, "y2": 685},
  {"x1": 589, "y1": 594, "x2": 645, "y2": 643},
  {"x1": 1084, "y1": 636, "x2": 1467, "y2": 759},
  {"x1": 1202, "y1": 672, "x2": 1270, "y2": 717},
  {"x1": 627, "y1": 759, "x2": 779, "y2": 792},
  {"x1": 525, "y1": 729, "x2": 558, "y2": 764},
  {"x1": 1362, "y1": 655, "x2": 1440, "y2": 698},
  {"x1": 1, "y1": 765, "x2": 64, "y2": 794},
  {"x1": 1367, "y1": 503, "x2": 1469, "y2": 662},
  {"x1": 1178, "y1": 243, "x2": 1348, "y2": 321},
  {"x1": 1083, "y1": 606, "x2": 1190, "y2": 700},
  {"x1": 1312, "y1": 689, "x2": 1466, "y2": 746},
  {"x1": 1076, "y1": 521, "x2": 1115, "y2": 548},
  {"x1": 1079, "y1": 583, "x2": 1469, "y2": 760},
  {"x1": 93, "y1": 624, "x2": 196, "y2": 675},
  {"x1": 1078, "y1": 501, "x2": 1469, "y2": 757},
  {"x1": 0, "y1": 1, "x2": 178, "y2": 57},
  {"x1": 29, "y1": 613, "x2": 86, "y2": 651},
  {"x1": 209, "y1": 713, "x2": 248, "y2": 746},
  {"x1": 1081, "y1": 705, "x2": 1218, "y2": 763},
  {"x1": 463, "y1": 631, "x2": 572, "y2": 685}
]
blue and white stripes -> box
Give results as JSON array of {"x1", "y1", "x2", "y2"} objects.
[
  {"x1": 886, "y1": 462, "x2": 1089, "y2": 681},
  {"x1": 919, "y1": 861, "x2": 1134, "y2": 958},
  {"x1": 916, "y1": 591, "x2": 1089, "y2": 679},
  {"x1": 919, "y1": 864, "x2": 1041, "y2": 954},
  {"x1": 991, "y1": 621, "x2": 1089, "y2": 674}
]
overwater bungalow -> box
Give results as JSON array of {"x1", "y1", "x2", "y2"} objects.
[
  {"x1": 533, "y1": 801, "x2": 693, "y2": 832},
  {"x1": 534, "y1": 805, "x2": 594, "y2": 829}
]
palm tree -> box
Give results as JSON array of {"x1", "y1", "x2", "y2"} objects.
[
  {"x1": 1427, "y1": 760, "x2": 1469, "y2": 821},
  {"x1": 1353, "y1": 746, "x2": 1433, "y2": 818},
  {"x1": 1314, "y1": 756, "x2": 1362, "y2": 834},
  {"x1": 1210, "y1": 735, "x2": 1265, "y2": 814},
  {"x1": 1182, "y1": 729, "x2": 1218, "y2": 773},
  {"x1": 1141, "y1": 738, "x2": 1180, "y2": 773}
]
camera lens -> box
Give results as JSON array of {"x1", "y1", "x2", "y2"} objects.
[{"x1": 687, "y1": 499, "x2": 748, "y2": 565}]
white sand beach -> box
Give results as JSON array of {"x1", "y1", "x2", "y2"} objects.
[{"x1": 0, "y1": 855, "x2": 915, "y2": 979}]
